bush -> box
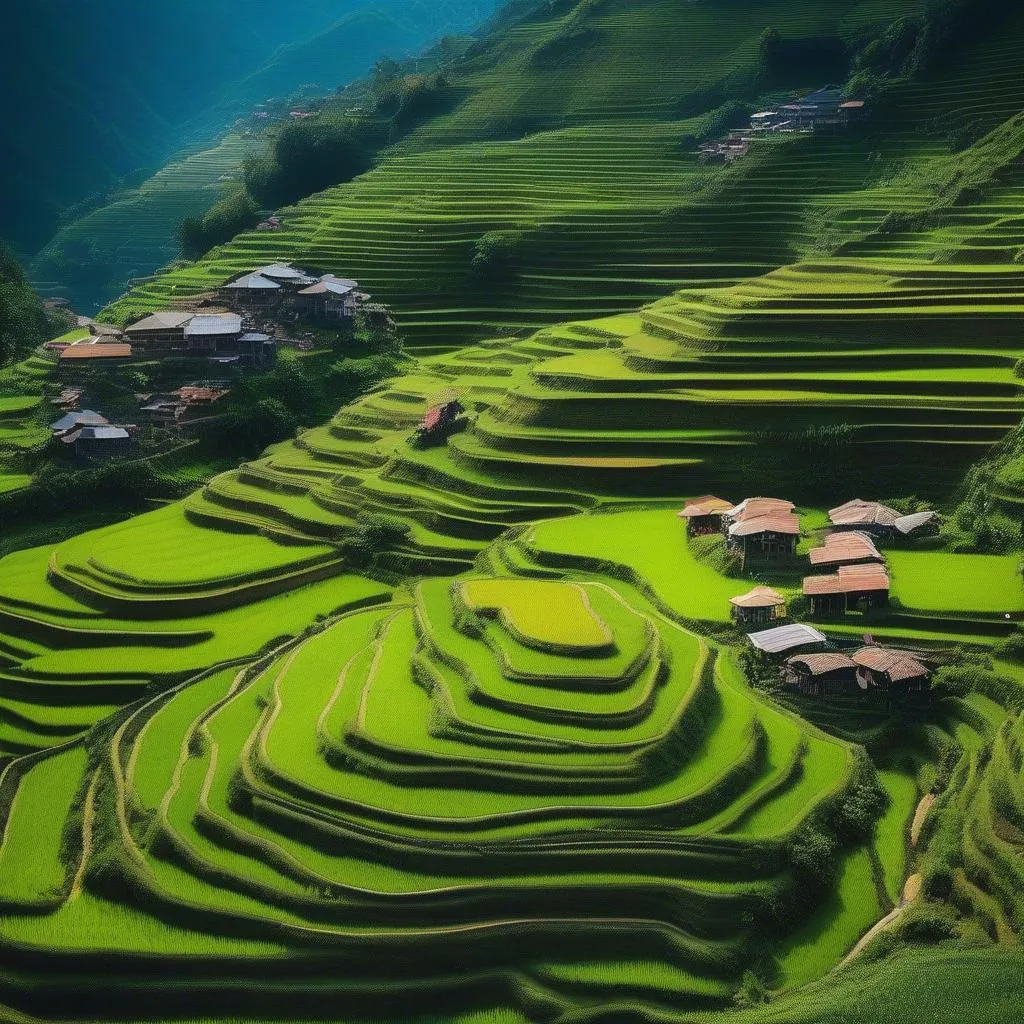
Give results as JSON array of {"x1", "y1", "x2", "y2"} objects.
[{"x1": 471, "y1": 230, "x2": 528, "y2": 280}]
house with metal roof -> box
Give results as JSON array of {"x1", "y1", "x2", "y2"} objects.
[
  {"x1": 183, "y1": 313, "x2": 243, "y2": 355},
  {"x1": 61, "y1": 425, "x2": 132, "y2": 461},
  {"x1": 124, "y1": 311, "x2": 195, "y2": 356},
  {"x1": 294, "y1": 275, "x2": 363, "y2": 322},
  {"x1": 50, "y1": 410, "x2": 108, "y2": 436},
  {"x1": 218, "y1": 272, "x2": 282, "y2": 309},
  {"x1": 747, "y1": 623, "x2": 827, "y2": 655}
]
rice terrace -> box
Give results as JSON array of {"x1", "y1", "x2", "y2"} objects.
[{"x1": 2, "y1": 1, "x2": 1024, "y2": 1022}]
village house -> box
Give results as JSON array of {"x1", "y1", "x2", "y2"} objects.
[
  {"x1": 58, "y1": 342, "x2": 133, "y2": 377},
  {"x1": 218, "y1": 272, "x2": 282, "y2": 309},
  {"x1": 730, "y1": 586, "x2": 787, "y2": 627},
  {"x1": 183, "y1": 313, "x2": 243, "y2": 355},
  {"x1": 50, "y1": 409, "x2": 108, "y2": 437},
  {"x1": 829, "y1": 498, "x2": 938, "y2": 539},
  {"x1": 803, "y1": 563, "x2": 891, "y2": 617},
  {"x1": 124, "y1": 311, "x2": 195, "y2": 356},
  {"x1": 808, "y1": 530, "x2": 884, "y2": 570},
  {"x1": 677, "y1": 495, "x2": 733, "y2": 537},
  {"x1": 746, "y1": 622, "x2": 827, "y2": 657},
  {"x1": 784, "y1": 652, "x2": 861, "y2": 697},
  {"x1": 60, "y1": 425, "x2": 132, "y2": 462},
  {"x1": 293, "y1": 275, "x2": 365, "y2": 322},
  {"x1": 50, "y1": 387, "x2": 84, "y2": 412},
  {"x1": 724, "y1": 497, "x2": 800, "y2": 566},
  {"x1": 257, "y1": 263, "x2": 317, "y2": 292},
  {"x1": 851, "y1": 646, "x2": 931, "y2": 694},
  {"x1": 140, "y1": 386, "x2": 231, "y2": 426}
]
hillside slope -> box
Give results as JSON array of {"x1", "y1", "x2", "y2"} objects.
[{"x1": 105, "y1": 0, "x2": 1020, "y2": 348}]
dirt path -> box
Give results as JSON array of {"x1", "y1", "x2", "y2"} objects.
[
  {"x1": 839, "y1": 872, "x2": 923, "y2": 968},
  {"x1": 911, "y1": 792, "x2": 936, "y2": 847},
  {"x1": 69, "y1": 771, "x2": 100, "y2": 900}
]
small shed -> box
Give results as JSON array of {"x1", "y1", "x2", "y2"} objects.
[
  {"x1": 828, "y1": 499, "x2": 900, "y2": 533},
  {"x1": 294, "y1": 275, "x2": 362, "y2": 322},
  {"x1": 730, "y1": 586, "x2": 786, "y2": 626},
  {"x1": 678, "y1": 495, "x2": 733, "y2": 537},
  {"x1": 784, "y1": 652, "x2": 860, "y2": 697},
  {"x1": 747, "y1": 623, "x2": 827, "y2": 656},
  {"x1": 726, "y1": 499, "x2": 800, "y2": 564},
  {"x1": 415, "y1": 396, "x2": 466, "y2": 446},
  {"x1": 804, "y1": 564, "x2": 890, "y2": 617},
  {"x1": 851, "y1": 647, "x2": 931, "y2": 693},
  {"x1": 808, "y1": 531, "x2": 884, "y2": 569}
]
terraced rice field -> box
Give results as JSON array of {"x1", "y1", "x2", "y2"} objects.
[
  {"x1": 0, "y1": 515, "x2": 881, "y2": 1018},
  {"x1": 0, "y1": 358, "x2": 53, "y2": 496}
]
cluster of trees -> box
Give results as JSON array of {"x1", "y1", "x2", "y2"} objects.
[
  {"x1": 180, "y1": 190, "x2": 260, "y2": 258},
  {"x1": 0, "y1": 245, "x2": 59, "y2": 366}
]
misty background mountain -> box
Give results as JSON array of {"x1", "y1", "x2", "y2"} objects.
[{"x1": 0, "y1": 0, "x2": 497, "y2": 269}]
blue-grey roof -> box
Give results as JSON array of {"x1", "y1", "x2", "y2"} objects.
[
  {"x1": 50, "y1": 410, "x2": 108, "y2": 432},
  {"x1": 239, "y1": 332, "x2": 273, "y2": 342},
  {"x1": 79, "y1": 427, "x2": 130, "y2": 441},
  {"x1": 185, "y1": 314, "x2": 243, "y2": 337},
  {"x1": 747, "y1": 623, "x2": 827, "y2": 654},
  {"x1": 223, "y1": 272, "x2": 281, "y2": 290}
]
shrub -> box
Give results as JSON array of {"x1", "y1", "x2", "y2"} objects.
[
  {"x1": 179, "y1": 189, "x2": 260, "y2": 258},
  {"x1": 471, "y1": 230, "x2": 528, "y2": 280}
]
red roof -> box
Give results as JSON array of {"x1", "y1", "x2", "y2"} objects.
[
  {"x1": 60, "y1": 343, "x2": 133, "y2": 361},
  {"x1": 804, "y1": 564, "x2": 890, "y2": 596},
  {"x1": 809, "y1": 531, "x2": 883, "y2": 567},
  {"x1": 787, "y1": 652, "x2": 858, "y2": 676},
  {"x1": 422, "y1": 406, "x2": 444, "y2": 430},
  {"x1": 729, "y1": 497, "x2": 795, "y2": 521},
  {"x1": 852, "y1": 647, "x2": 929, "y2": 682},
  {"x1": 730, "y1": 513, "x2": 801, "y2": 538}
]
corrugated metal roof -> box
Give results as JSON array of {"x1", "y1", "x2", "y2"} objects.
[
  {"x1": 50, "y1": 410, "x2": 108, "y2": 432},
  {"x1": 730, "y1": 586, "x2": 785, "y2": 609},
  {"x1": 297, "y1": 277, "x2": 358, "y2": 296},
  {"x1": 894, "y1": 511, "x2": 938, "y2": 535},
  {"x1": 78, "y1": 427, "x2": 129, "y2": 441},
  {"x1": 223, "y1": 272, "x2": 281, "y2": 290},
  {"x1": 748, "y1": 623, "x2": 826, "y2": 654},
  {"x1": 126, "y1": 311, "x2": 194, "y2": 332},
  {"x1": 809, "y1": 531, "x2": 883, "y2": 566},
  {"x1": 185, "y1": 314, "x2": 242, "y2": 337}
]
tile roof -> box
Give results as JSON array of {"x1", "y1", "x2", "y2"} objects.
[
  {"x1": 730, "y1": 586, "x2": 786, "y2": 609},
  {"x1": 59, "y1": 343, "x2": 133, "y2": 360},
  {"x1": 808, "y1": 531, "x2": 883, "y2": 567},
  {"x1": 728, "y1": 497, "x2": 795, "y2": 520},
  {"x1": 747, "y1": 623, "x2": 827, "y2": 654},
  {"x1": 786, "y1": 652, "x2": 858, "y2": 676},
  {"x1": 804, "y1": 563, "x2": 890, "y2": 596},
  {"x1": 852, "y1": 647, "x2": 930, "y2": 683},
  {"x1": 729, "y1": 513, "x2": 801, "y2": 537}
]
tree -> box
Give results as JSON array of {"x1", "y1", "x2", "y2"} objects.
[{"x1": 179, "y1": 189, "x2": 259, "y2": 258}]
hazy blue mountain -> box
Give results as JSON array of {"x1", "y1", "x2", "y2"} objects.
[{"x1": 0, "y1": 0, "x2": 496, "y2": 257}]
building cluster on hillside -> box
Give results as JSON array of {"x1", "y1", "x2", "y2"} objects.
[
  {"x1": 139, "y1": 384, "x2": 232, "y2": 426},
  {"x1": 53, "y1": 264, "x2": 386, "y2": 376},
  {"x1": 677, "y1": 492, "x2": 941, "y2": 698},
  {"x1": 699, "y1": 86, "x2": 866, "y2": 165}
]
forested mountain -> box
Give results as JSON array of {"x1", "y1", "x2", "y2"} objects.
[{"x1": 0, "y1": 0, "x2": 497, "y2": 257}]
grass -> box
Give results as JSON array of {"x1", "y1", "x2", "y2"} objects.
[{"x1": 888, "y1": 550, "x2": 1024, "y2": 616}]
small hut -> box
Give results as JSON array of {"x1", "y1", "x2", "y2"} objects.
[
  {"x1": 730, "y1": 586, "x2": 786, "y2": 626},
  {"x1": 415, "y1": 392, "x2": 466, "y2": 446},
  {"x1": 677, "y1": 495, "x2": 733, "y2": 537},
  {"x1": 784, "y1": 652, "x2": 860, "y2": 697}
]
